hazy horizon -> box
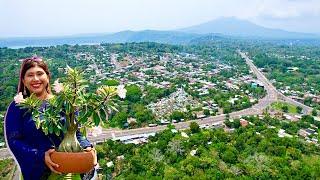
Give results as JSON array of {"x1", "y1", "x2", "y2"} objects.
[{"x1": 1, "y1": 0, "x2": 320, "y2": 38}]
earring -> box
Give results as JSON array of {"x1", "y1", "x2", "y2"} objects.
[
  {"x1": 23, "y1": 86, "x2": 27, "y2": 96},
  {"x1": 46, "y1": 85, "x2": 50, "y2": 93}
]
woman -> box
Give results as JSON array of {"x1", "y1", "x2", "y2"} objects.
[{"x1": 4, "y1": 57, "x2": 95, "y2": 180}]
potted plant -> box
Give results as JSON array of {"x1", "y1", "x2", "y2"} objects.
[{"x1": 16, "y1": 66, "x2": 126, "y2": 179}]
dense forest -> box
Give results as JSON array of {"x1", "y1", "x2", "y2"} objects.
[{"x1": 95, "y1": 115, "x2": 320, "y2": 179}]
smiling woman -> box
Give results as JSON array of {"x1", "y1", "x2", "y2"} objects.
[
  {"x1": 4, "y1": 57, "x2": 95, "y2": 180},
  {"x1": 23, "y1": 66, "x2": 50, "y2": 99},
  {"x1": 18, "y1": 57, "x2": 52, "y2": 100}
]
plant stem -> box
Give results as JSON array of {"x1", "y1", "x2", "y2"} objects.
[{"x1": 58, "y1": 129, "x2": 82, "y2": 152}]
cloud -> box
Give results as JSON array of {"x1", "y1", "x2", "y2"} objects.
[
  {"x1": 253, "y1": 0, "x2": 320, "y2": 20},
  {"x1": 247, "y1": 0, "x2": 320, "y2": 33},
  {"x1": 1, "y1": 0, "x2": 319, "y2": 37}
]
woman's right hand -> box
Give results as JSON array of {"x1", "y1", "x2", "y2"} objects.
[{"x1": 45, "y1": 149, "x2": 61, "y2": 174}]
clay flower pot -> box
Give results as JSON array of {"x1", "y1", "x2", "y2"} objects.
[{"x1": 50, "y1": 151, "x2": 95, "y2": 173}]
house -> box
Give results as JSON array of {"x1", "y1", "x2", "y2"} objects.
[
  {"x1": 298, "y1": 129, "x2": 309, "y2": 137},
  {"x1": 306, "y1": 128, "x2": 316, "y2": 135},
  {"x1": 312, "y1": 96, "x2": 320, "y2": 103},
  {"x1": 228, "y1": 97, "x2": 239, "y2": 104},
  {"x1": 160, "y1": 119, "x2": 170, "y2": 125},
  {"x1": 278, "y1": 129, "x2": 292, "y2": 138},
  {"x1": 127, "y1": 117, "x2": 137, "y2": 125},
  {"x1": 287, "y1": 67, "x2": 299, "y2": 72},
  {"x1": 283, "y1": 114, "x2": 296, "y2": 121},
  {"x1": 193, "y1": 111, "x2": 206, "y2": 119},
  {"x1": 299, "y1": 128, "x2": 316, "y2": 137}
]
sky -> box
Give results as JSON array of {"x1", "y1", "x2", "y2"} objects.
[{"x1": 1, "y1": 0, "x2": 319, "y2": 38}]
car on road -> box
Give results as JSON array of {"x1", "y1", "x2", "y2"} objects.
[{"x1": 148, "y1": 123, "x2": 158, "y2": 127}]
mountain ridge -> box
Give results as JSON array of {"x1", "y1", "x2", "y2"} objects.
[
  {"x1": 179, "y1": 17, "x2": 316, "y2": 39},
  {"x1": 1, "y1": 17, "x2": 319, "y2": 48}
]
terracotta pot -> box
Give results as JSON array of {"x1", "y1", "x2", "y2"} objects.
[{"x1": 50, "y1": 151, "x2": 95, "y2": 173}]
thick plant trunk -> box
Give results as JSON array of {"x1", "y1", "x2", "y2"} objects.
[{"x1": 58, "y1": 130, "x2": 82, "y2": 152}]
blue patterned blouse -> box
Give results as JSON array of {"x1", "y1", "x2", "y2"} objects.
[{"x1": 5, "y1": 101, "x2": 92, "y2": 180}]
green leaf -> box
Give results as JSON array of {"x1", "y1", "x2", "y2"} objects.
[
  {"x1": 65, "y1": 102, "x2": 71, "y2": 114},
  {"x1": 79, "y1": 127, "x2": 87, "y2": 137},
  {"x1": 100, "y1": 108, "x2": 107, "y2": 122},
  {"x1": 35, "y1": 118, "x2": 41, "y2": 129},
  {"x1": 43, "y1": 127, "x2": 48, "y2": 135},
  {"x1": 109, "y1": 105, "x2": 119, "y2": 112},
  {"x1": 92, "y1": 111, "x2": 100, "y2": 126},
  {"x1": 49, "y1": 125, "x2": 53, "y2": 134},
  {"x1": 79, "y1": 110, "x2": 92, "y2": 124},
  {"x1": 54, "y1": 128, "x2": 60, "y2": 136}
]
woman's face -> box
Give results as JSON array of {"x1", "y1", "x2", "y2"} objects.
[{"x1": 23, "y1": 65, "x2": 49, "y2": 96}]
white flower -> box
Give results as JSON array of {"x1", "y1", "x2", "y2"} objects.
[
  {"x1": 117, "y1": 155, "x2": 125, "y2": 160},
  {"x1": 190, "y1": 149, "x2": 197, "y2": 156},
  {"x1": 90, "y1": 126, "x2": 103, "y2": 137},
  {"x1": 106, "y1": 161, "x2": 114, "y2": 167},
  {"x1": 181, "y1": 132, "x2": 189, "y2": 138},
  {"x1": 171, "y1": 129, "x2": 178, "y2": 133},
  {"x1": 117, "y1": 85, "x2": 127, "y2": 99},
  {"x1": 53, "y1": 79, "x2": 64, "y2": 93},
  {"x1": 14, "y1": 92, "x2": 25, "y2": 104}
]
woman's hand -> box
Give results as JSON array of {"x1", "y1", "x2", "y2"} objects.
[
  {"x1": 84, "y1": 146, "x2": 97, "y2": 166},
  {"x1": 45, "y1": 149, "x2": 61, "y2": 174}
]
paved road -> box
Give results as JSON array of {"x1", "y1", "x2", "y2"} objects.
[
  {"x1": 238, "y1": 51, "x2": 313, "y2": 114},
  {"x1": 0, "y1": 51, "x2": 312, "y2": 160}
]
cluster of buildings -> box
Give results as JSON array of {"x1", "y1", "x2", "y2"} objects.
[
  {"x1": 147, "y1": 88, "x2": 200, "y2": 119},
  {"x1": 73, "y1": 47, "x2": 267, "y2": 126},
  {"x1": 266, "y1": 111, "x2": 319, "y2": 145}
]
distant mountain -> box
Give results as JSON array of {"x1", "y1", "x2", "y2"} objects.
[
  {"x1": 179, "y1": 17, "x2": 317, "y2": 39},
  {"x1": 102, "y1": 30, "x2": 201, "y2": 44},
  {"x1": 1, "y1": 17, "x2": 319, "y2": 48}
]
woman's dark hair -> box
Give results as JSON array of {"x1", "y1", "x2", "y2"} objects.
[{"x1": 18, "y1": 56, "x2": 52, "y2": 97}]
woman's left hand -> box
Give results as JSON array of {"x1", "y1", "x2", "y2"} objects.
[{"x1": 84, "y1": 147, "x2": 97, "y2": 166}]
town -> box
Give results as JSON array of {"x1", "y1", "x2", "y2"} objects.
[{"x1": 0, "y1": 42, "x2": 319, "y2": 179}]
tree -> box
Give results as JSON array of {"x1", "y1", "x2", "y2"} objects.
[
  {"x1": 304, "y1": 97, "x2": 312, "y2": 106},
  {"x1": 225, "y1": 113, "x2": 230, "y2": 120},
  {"x1": 282, "y1": 105, "x2": 289, "y2": 113},
  {"x1": 186, "y1": 105, "x2": 191, "y2": 111},
  {"x1": 110, "y1": 111, "x2": 128, "y2": 127},
  {"x1": 103, "y1": 79, "x2": 120, "y2": 86},
  {"x1": 203, "y1": 109, "x2": 210, "y2": 116},
  {"x1": 296, "y1": 106, "x2": 303, "y2": 114},
  {"x1": 223, "y1": 103, "x2": 232, "y2": 114},
  {"x1": 233, "y1": 119, "x2": 241, "y2": 129},
  {"x1": 126, "y1": 85, "x2": 142, "y2": 103},
  {"x1": 167, "y1": 139, "x2": 185, "y2": 155},
  {"x1": 134, "y1": 110, "x2": 154, "y2": 124},
  {"x1": 224, "y1": 120, "x2": 232, "y2": 128},
  {"x1": 190, "y1": 122, "x2": 200, "y2": 133},
  {"x1": 143, "y1": 86, "x2": 170, "y2": 104},
  {"x1": 164, "y1": 166, "x2": 183, "y2": 179},
  {"x1": 220, "y1": 149, "x2": 237, "y2": 164},
  {"x1": 312, "y1": 109, "x2": 318, "y2": 116},
  {"x1": 170, "y1": 111, "x2": 185, "y2": 121},
  {"x1": 286, "y1": 147, "x2": 302, "y2": 160}
]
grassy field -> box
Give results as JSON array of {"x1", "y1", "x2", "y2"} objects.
[{"x1": 271, "y1": 101, "x2": 298, "y2": 113}]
